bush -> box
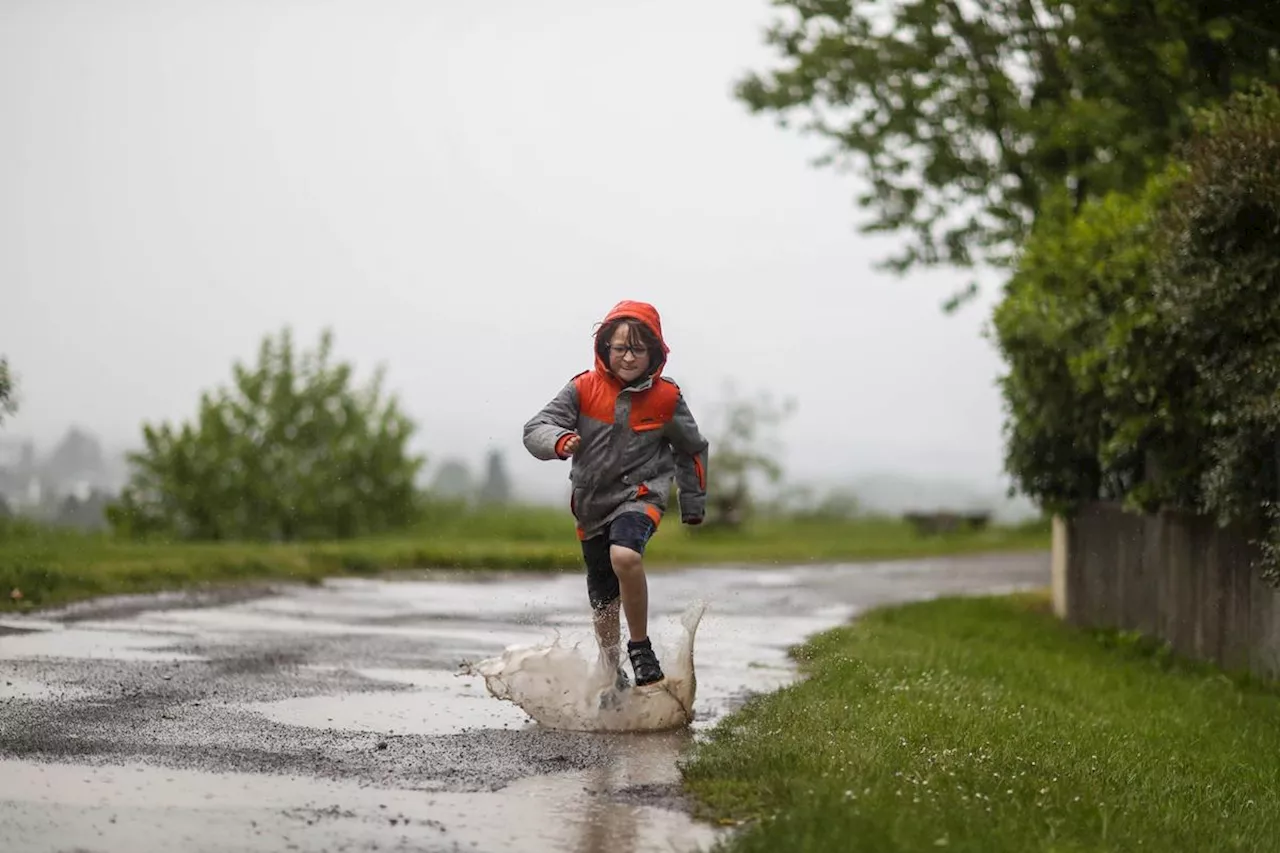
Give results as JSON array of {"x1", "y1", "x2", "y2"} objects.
[
  {"x1": 1152, "y1": 84, "x2": 1280, "y2": 572},
  {"x1": 991, "y1": 176, "x2": 1177, "y2": 515},
  {"x1": 109, "y1": 327, "x2": 425, "y2": 542},
  {"x1": 994, "y1": 83, "x2": 1280, "y2": 578},
  {"x1": 0, "y1": 356, "x2": 15, "y2": 423}
]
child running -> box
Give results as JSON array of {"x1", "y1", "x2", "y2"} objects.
[{"x1": 523, "y1": 300, "x2": 710, "y2": 688}]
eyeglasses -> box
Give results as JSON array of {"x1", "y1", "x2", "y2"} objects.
[{"x1": 609, "y1": 344, "x2": 649, "y2": 359}]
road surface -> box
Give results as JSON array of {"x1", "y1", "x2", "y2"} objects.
[{"x1": 0, "y1": 552, "x2": 1049, "y2": 853}]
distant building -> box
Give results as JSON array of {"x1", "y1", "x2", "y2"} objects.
[
  {"x1": 0, "y1": 428, "x2": 128, "y2": 528},
  {"x1": 0, "y1": 437, "x2": 40, "y2": 511}
]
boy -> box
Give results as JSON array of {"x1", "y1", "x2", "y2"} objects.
[{"x1": 523, "y1": 300, "x2": 709, "y2": 687}]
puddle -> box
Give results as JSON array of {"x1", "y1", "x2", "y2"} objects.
[
  {"x1": 0, "y1": 758, "x2": 721, "y2": 853},
  {"x1": 200, "y1": 575, "x2": 584, "y2": 626},
  {"x1": 245, "y1": 669, "x2": 533, "y2": 735},
  {"x1": 0, "y1": 618, "x2": 63, "y2": 633},
  {"x1": 136, "y1": 604, "x2": 557, "y2": 651},
  {"x1": 0, "y1": 626, "x2": 206, "y2": 663},
  {"x1": 237, "y1": 600, "x2": 819, "y2": 740},
  {"x1": 0, "y1": 676, "x2": 95, "y2": 702}
]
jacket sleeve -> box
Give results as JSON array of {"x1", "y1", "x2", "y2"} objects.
[
  {"x1": 523, "y1": 381, "x2": 580, "y2": 461},
  {"x1": 665, "y1": 391, "x2": 709, "y2": 520}
]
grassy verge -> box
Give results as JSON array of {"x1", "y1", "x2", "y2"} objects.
[
  {"x1": 681, "y1": 592, "x2": 1280, "y2": 852},
  {"x1": 0, "y1": 507, "x2": 1048, "y2": 612}
]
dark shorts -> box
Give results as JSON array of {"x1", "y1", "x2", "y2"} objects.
[{"x1": 582, "y1": 511, "x2": 657, "y2": 611}]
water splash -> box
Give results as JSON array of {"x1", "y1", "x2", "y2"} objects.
[{"x1": 465, "y1": 601, "x2": 706, "y2": 733}]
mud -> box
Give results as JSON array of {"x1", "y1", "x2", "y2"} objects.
[{"x1": 0, "y1": 552, "x2": 1048, "y2": 852}]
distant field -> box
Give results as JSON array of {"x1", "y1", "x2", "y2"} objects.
[{"x1": 0, "y1": 505, "x2": 1049, "y2": 611}]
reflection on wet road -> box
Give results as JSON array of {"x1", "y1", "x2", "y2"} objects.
[{"x1": 0, "y1": 553, "x2": 1047, "y2": 852}]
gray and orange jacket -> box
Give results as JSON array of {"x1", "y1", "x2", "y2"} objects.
[{"x1": 523, "y1": 301, "x2": 709, "y2": 540}]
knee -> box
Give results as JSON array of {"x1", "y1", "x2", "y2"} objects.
[{"x1": 609, "y1": 545, "x2": 644, "y2": 576}]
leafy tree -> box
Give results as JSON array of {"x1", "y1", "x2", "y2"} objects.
[
  {"x1": 993, "y1": 84, "x2": 1280, "y2": 577},
  {"x1": 701, "y1": 384, "x2": 796, "y2": 529},
  {"x1": 1150, "y1": 84, "x2": 1280, "y2": 547},
  {"x1": 109, "y1": 327, "x2": 424, "y2": 541},
  {"x1": 0, "y1": 357, "x2": 16, "y2": 424},
  {"x1": 428, "y1": 458, "x2": 476, "y2": 503},
  {"x1": 477, "y1": 448, "x2": 512, "y2": 505},
  {"x1": 991, "y1": 171, "x2": 1183, "y2": 515},
  {"x1": 43, "y1": 427, "x2": 108, "y2": 489},
  {"x1": 735, "y1": 0, "x2": 1280, "y2": 292}
]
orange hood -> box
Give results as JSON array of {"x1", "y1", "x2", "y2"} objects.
[{"x1": 594, "y1": 300, "x2": 670, "y2": 382}]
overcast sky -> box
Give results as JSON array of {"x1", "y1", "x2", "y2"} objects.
[{"x1": 1, "y1": 0, "x2": 1016, "y2": 503}]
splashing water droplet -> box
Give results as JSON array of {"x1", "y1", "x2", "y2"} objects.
[{"x1": 463, "y1": 601, "x2": 707, "y2": 732}]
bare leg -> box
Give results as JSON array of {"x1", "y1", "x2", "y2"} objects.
[
  {"x1": 593, "y1": 598, "x2": 621, "y2": 668},
  {"x1": 609, "y1": 545, "x2": 649, "y2": 642}
]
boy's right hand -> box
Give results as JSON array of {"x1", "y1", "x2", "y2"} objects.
[{"x1": 556, "y1": 434, "x2": 581, "y2": 458}]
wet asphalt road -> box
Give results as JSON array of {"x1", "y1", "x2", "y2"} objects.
[{"x1": 0, "y1": 552, "x2": 1049, "y2": 853}]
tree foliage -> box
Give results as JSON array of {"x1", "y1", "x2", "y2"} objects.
[
  {"x1": 701, "y1": 384, "x2": 796, "y2": 529},
  {"x1": 477, "y1": 449, "x2": 513, "y2": 505},
  {"x1": 428, "y1": 458, "x2": 476, "y2": 503},
  {"x1": 736, "y1": 0, "x2": 1280, "y2": 279},
  {"x1": 994, "y1": 84, "x2": 1280, "y2": 577},
  {"x1": 1154, "y1": 84, "x2": 1280, "y2": 534},
  {"x1": 0, "y1": 357, "x2": 16, "y2": 424},
  {"x1": 991, "y1": 171, "x2": 1183, "y2": 514},
  {"x1": 109, "y1": 328, "x2": 425, "y2": 541}
]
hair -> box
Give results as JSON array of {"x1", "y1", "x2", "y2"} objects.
[{"x1": 594, "y1": 318, "x2": 664, "y2": 377}]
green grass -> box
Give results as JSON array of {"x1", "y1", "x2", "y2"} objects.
[
  {"x1": 681, "y1": 592, "x2": 1280, "y2": 852},
  {"x1": 0, "y1": 507, "x2": 1048, "y2": 612}
]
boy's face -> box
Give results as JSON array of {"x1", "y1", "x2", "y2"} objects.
[{"x1": 607, "y1": 323, "x2": 651, "y2": 383}]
